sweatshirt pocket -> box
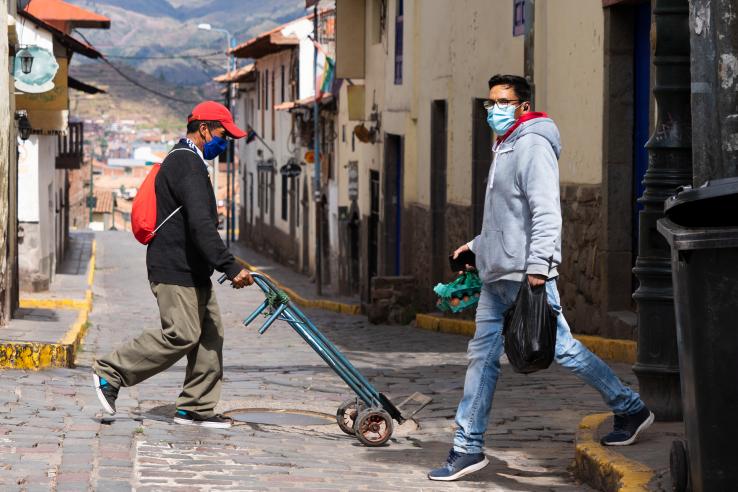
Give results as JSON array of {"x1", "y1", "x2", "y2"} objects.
[{"x1": 498, "y1": 229, "x2": 524, "y2": 259}]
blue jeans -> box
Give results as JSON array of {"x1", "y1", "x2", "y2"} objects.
[{"x1": 453, "y1": 279, "x2": 644, "y2": 455}]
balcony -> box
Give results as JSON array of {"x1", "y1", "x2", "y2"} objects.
[{"x1": 56, "y1": 122, "x2": 84, "y2": 169}]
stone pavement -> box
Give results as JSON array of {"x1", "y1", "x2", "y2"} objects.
[
  {"x1": 0, "y1": 231, "x2": 659, "y2": 491},
  {"x1": 228, "y1": 241, "x2": 360, "y2": 307}
]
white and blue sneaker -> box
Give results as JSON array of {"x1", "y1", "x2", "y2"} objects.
[
  {"x1": 92, "y1": 372, "x2": 118, "y2": 415},
  {"x1": 428, "y1": 449, "x2": 489, "y2": 481},
  {"x1": 173, "y1": 410, "x2": 233, "y2": 429}
]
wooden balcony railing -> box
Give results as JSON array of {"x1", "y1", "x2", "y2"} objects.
[{"x1": 56, "y1": 122, "x2": 84, "y2": 170}]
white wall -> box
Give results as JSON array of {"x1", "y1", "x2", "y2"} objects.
[
  {"x1": 18, "y1": 134, "x2": 58, "y2": 288},
  {"x1": 18, "y1": 136, "x2": 40, "y2": 222}
]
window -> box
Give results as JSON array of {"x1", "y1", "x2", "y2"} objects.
[
  {"x1": 265, "y1": 69, "x2": 269, "y2": 108},
  {"x1": 280, "y1": 64, "x2": 285, "y2": 103},
  {"x1": 371, "y1": 0, "x2": 385, "y2": 44},
  {"x1": 394, "y1": 0, "x2": 403, "y2": 84},
  {"x1": 281, "y1": 174, "x2": 288, "y2": 221},
  {"x1": 256, "y1": 71, "x2": 260, "y2": 110},
  {"x1": 271, "y1": 70, "x2": 276, "y2": 140},
  {"x1": 295, "y1": 177, "x2": 300, "y2": 227}
]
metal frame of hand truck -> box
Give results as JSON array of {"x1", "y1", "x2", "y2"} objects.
[{"x1": 219, "y1": 272, "x2": 431, "y2": 446}]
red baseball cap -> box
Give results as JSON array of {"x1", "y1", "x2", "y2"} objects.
[{"x1": 188, "y1": 101, "x2": 247, "y2": 139}]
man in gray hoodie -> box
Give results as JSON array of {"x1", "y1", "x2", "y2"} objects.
[{"x1": 428, "y1": 75, "x2": 653, "y2": 482}]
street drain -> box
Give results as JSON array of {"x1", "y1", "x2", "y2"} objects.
[{"x1": 226, "y1": 408, "x2": 335, "y2": 426}]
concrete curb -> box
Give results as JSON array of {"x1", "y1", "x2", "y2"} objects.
[
  {"x1": 414, "y1": 313, "x2": 637, "y2": 364},
  {"x1": 574, "y1": 413, "x2": 654, "y2": 491},
  {"x1": 0, "y1": 240, "x2": 96, "y2": 370},
  {"x1": 234, "y1": 256, "x2": 361, "y2": 315}
]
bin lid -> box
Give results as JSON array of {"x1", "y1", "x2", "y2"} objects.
[{"x1": 665, "y1": 177, "x2": 738, "y2": 228}]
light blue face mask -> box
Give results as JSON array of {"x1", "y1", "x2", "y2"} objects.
[
  {"x1": 203, "y1": 135, "x2": 228, "y2": 160},
  {"x1": 487, "y1": 104, "x2": 518, "y2": 135}
]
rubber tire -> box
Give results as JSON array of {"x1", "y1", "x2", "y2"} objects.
[
  {"x1": 670, "y1": 440, "x2": 690, "y2": 492},
  {"x1": 353, "y1": 408, "x2": 394, "y2": 447},
  {"x1": 336, "y1": 398, "x2": 363, "y2": 435}
]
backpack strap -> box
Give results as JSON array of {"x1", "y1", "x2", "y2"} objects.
[{"x1": 152, "y1": 147, "x2": 201, "y2": 234}]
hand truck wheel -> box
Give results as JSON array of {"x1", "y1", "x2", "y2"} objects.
[
  {"x1": 353, "y1": 408, "x2": 393, "y2": 447},
  {"x1": 336, "y1": 398, "x2": 364, "y2": 435}
]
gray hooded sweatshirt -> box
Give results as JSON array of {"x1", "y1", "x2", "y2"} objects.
[{"x1": 469, "y1": 115, "x2": 562, "y2": 284}]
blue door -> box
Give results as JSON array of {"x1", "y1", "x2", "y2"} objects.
[{"x1": 633, "y1": 3, "x2": 651, "y2": 251}]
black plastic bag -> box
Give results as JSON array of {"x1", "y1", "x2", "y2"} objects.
[{"x1": 503, "y1": 280, "x2": 558, "y2": 374}]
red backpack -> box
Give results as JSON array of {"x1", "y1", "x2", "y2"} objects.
[{"x1": 131, "y1": 148, "x2": 196, "y2": 244}]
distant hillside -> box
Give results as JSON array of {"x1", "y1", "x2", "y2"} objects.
[
  {"x1": 67, "y1": 0, "x2": 306, "y2": 85},
  {"x1": 69, "y1": 61, "x2": 209, "y2": 130}
]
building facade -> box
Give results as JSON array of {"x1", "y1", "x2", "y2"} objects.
[
  {"x1": 333, "y1": 0, "x2": 652, "y2": 338},
  {"x1": 232, "y1": 8, "x2": 339, "y2": 288},
  {"x1": 15, "y1": 0, "x2": 108, "y2": 292},
  {"x1": 0, "y1": 0, "x2": 19, "y2": 324}
]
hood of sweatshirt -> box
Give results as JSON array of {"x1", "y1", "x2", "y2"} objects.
[{"x1": 497, "y1": 113, "x2": 562, "y2": 159}]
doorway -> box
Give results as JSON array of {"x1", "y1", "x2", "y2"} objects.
[
  {"x1": 369, "y1": 170, "x2": 380, "y2": 281},
  {"x1": 383, "y1": 134, "x2": 403, "y2": 276},
  {"x1": 472, "y1": 98, "x2": 493, "y2": 235},
  {"x1": 431, "y1": 100, "x2": 448, "y2": 284}
]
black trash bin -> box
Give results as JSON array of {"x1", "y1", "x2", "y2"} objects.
[{"x1": 657, "y1": 177, "x2": 738, "y2": 492}]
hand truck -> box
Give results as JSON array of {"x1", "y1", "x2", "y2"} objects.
[{"x1": 219, "y1": 272, "x2": 431, "y2": 446}]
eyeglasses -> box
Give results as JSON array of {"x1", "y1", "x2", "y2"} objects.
[{"x1": 483, "y1": 99, "x2": 521, "y2": 110}]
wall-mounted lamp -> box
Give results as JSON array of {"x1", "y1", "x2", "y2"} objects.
[
  {"x1": 15, "y1": 110, "x2": 32, "y2": 141},
  {"x1": 16, "y1": 47, "x2": 34, "y2": 74}
]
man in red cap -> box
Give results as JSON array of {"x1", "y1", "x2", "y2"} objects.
[{"x1": 92, "y1": 101, "x2": 253, "y2": 428}]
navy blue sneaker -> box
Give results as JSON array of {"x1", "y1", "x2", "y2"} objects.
[
  {"x1": 428, "y1": 449, "x2": 489, "y2": 481},
  {"x1": 601, "y1": 406, "x2": 654, "y2": 446},
  {"x1": 92, "y1": 373, "x2": 118, "y2": 415},
  {"x1": 173, "y1": 410, "x2": 233, "y2": 429}
]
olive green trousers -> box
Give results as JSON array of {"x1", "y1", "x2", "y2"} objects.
[{"x1": 93, "y1": 282, "x2": 224, "y2": 417}]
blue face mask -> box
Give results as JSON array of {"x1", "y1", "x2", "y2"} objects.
[
  {"x1": 203, "y1": 135, "x2": 228, "y2": 160},
  {"x1": 487, "y1": 104, "x2": 518, "y2": 135}
]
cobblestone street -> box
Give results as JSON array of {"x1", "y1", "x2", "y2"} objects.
[{"x1": 0, "y1": 232, "x2": 648, "y2": 490}]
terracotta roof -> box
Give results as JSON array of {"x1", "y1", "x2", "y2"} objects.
[
  {"x1": 275, "y1": 92, "x2": 334, "y2": 111},
  {"x1": 213, "y1": 64, "x2": 256, "y2": 83},
  {"x1": 231, "y1": 23, "x2": 299, "y2": 59},
  {"x1": 18, "y1": 10, "x2": 103, "y2": 59},
  {"x1": 93, "y1": 190, "x2": 114, "y2": 214},
  {"x1": 25, "y1": 0, "x2": 111, "y2": 31}
]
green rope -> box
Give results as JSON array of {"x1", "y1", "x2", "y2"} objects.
[{"x1": 266, "y1": 289, "x2": 290, "y2": 309}]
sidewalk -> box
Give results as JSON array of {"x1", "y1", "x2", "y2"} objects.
[{"x1": 0, "y1": 232, "x2": 95, "y2": 369}]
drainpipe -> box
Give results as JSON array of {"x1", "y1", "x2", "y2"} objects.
[
  {"x1": 632, "y1": 0, "x2": 692, "y2": 422},
  {"x1": 524, "y1": 0, "x2": 535, "y2": 107},
  {"x1": 690, "y1": 0, "x2": 738, "y2": 184},
  {"x1": 313, "y1": 1, "x2": 323, "y2": 296}
]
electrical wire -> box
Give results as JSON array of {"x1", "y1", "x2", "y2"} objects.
[{"x1": 73, "y1": 29, "x2": 204, "y2": 104}]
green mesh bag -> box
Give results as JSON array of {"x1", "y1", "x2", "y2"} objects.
[{"x1": 433, "y1": 271, "x2": 482, "y2": 313}]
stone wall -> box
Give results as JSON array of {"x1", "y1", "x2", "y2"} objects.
[
  {"x1": 558, "y1": 183, "x2": 603, "y2": 335},
  {"x1": 367, "y1": 276, "x2": 416, "y2": 325},
  {"x1": 402, "y1": 205, "x2": 434, "y2": 310},
  {"x1": 242, "y1": 218, "x2": 299, "y2": 269}
]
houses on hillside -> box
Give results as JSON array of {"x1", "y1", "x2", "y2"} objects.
[{"x1": 220, "y1": 0, "x2": 654, "y2": 338}]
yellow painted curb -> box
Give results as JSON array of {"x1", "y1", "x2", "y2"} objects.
[
  {"x1": 414, "y1": 313, "x2": 637, "y2": 364},
  {"x1": 234, "y1": 256, "x2": 361, "y2": 315},
  {"x1": 19, "y1": 298, "x2": 87, "y2": 310},
  {"x1": 575, "y1": 335, "x2": 636, "y2": 365},
  {"x1": 574, "y1": 413, "x2": 654, "y2": 492},
  {"x1": 1, "y1": 240, "x2": 96, "y2": 370}
]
